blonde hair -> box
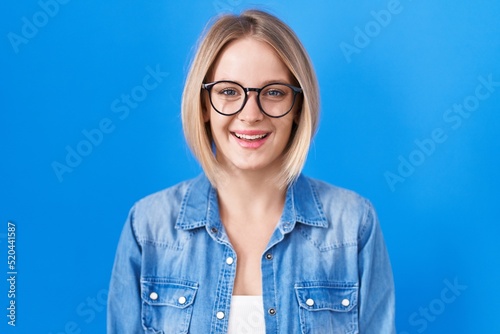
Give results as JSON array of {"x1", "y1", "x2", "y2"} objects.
[{"x1": 182, "y1": 9, "x2": 319, "y2": 187}]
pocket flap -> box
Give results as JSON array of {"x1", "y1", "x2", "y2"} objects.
[
  {"x1": 141, "y1": 277, "x2": 198, "y2": 309},
  {"x1": 295, "y1": 282, "x2": 358, "y2": 312}
]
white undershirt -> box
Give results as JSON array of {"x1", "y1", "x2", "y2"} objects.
[{"x1": 227, "y1": 295, "x2": 265, "y2": 334}]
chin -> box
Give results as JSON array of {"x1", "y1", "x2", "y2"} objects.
[
  {"x1": 231, "y1": 157, "x2": 282, "y2": 173},
  {"x1": 233, "y1": 163, "x2": 266, "y2": 171}
]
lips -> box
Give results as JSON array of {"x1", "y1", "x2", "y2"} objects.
[{"x1": 231, "y1": 130, "x2": 270, "y2": 149}]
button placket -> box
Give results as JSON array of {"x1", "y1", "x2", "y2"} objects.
[{"x1": 210, "y1": 247, "x2": 236, "y2": 330}]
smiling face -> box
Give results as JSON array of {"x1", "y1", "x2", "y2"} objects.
[{"x1": 204, "y1": 37, "x2": 298, "y2": 177}]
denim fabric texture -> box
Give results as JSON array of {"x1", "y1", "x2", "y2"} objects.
[{"x1": 107, "y1": 174, "x2": 396, "y2": 333}]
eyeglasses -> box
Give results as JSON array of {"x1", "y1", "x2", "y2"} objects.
[{"x1": 202, "y1": 80, "x2": 303, "y2": 118}]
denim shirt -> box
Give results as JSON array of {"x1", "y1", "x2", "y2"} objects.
[{"x1": 107, "y1": 174, "x2": 396, "y2": 334}]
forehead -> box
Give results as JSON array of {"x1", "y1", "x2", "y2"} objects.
[{"x1": 211, "y1": 37, "x2": 292, "y2": 85}]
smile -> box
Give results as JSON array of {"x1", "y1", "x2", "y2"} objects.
[
  {"x1": 231, "y1": 131, "x2": 270, "y2": 149},
  {"x1": 233, "y1": 132, "x2": 268, "y2": 140}
]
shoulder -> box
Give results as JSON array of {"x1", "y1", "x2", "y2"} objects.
[
  {"x1": 128, "y1": 175, "x2": 206, "y2": 244},
  {"x1": 300, "y1": 175, "x2": 377, "y2": 243},
  {"x1": 304, "y1": 176, "x2": 374, "y2": 214},
  {"x1": 133, "y1": 177, "x2": 196, "y2": 214}
]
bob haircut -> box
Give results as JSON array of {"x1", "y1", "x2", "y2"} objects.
[{"x1": 182, "y1": 9, "x2": 319, "y2": 188}]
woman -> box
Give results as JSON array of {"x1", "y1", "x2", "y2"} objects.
[{"x1": 108, "y1": 9, "x2": 395, "y2": 334}]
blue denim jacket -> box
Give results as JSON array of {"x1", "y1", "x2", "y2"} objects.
[{"x1": 107, "y1": 174, "x2": 395, "y2": 333}]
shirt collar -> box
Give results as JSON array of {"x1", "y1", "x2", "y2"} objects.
[{"x1": 175, "y1": 174, "x2": 328, "y2": 231}]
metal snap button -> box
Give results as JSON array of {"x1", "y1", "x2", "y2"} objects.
[
  {"x1": 149, "y1": 292, "x2": 158, "y2": 300},
  {"x1": 341, "y1": 298, "x2": 350, "y2": 307},
  {"x1": 306, "y1": 298, "x2": 315, "y2": 306},
  {"x1": 178, "y1": 296, "x2": 187, "y2": 305}
]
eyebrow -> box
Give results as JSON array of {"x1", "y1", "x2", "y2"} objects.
[{"x1": 212, "y1": 78, "x2": 293, "y2": 86}]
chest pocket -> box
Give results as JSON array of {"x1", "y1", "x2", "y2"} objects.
[
  {"x1": 295, "y1": 282, "x2": 359, "y2": 334},
  {"x1": 141, "y1": 277, "x2": 198, "y2": 334}
]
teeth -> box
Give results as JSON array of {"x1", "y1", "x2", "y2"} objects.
[{"x1": 234, "y1": 133, "x2": 267, "y2": 140}]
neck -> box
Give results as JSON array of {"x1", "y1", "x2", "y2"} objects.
[{"x1": 216, "y1": 169, "x2": 287, "y2": 226}]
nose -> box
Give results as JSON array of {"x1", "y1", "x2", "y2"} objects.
[{"x1": 238, "y1": 91, "x2": 263, "y2": 123}]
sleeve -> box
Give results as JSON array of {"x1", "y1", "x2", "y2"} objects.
[
  {"x1": 107, "y1": 206, "x2": 143, "y2": 333},
  {"x1": 357, "y1": 201, "x2": 396, "y2": 333}
]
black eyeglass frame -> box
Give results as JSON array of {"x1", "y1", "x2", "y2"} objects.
[{"x1": 202, "y1": 80, "x2": 303, "y2": 118}]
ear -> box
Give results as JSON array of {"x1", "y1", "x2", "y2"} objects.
[
  {"x1": 203, "y1": 107, "x2": 210, "y2": 122},
  {"x1": 201, "y1": 91, "x2": 211, "y2": 122},
  {"x1": 293, "y1": 99, "x2": 303, "y2": 125},
  {"x1": 293, "y1": 110, "x2": 300, "y2": 124}
]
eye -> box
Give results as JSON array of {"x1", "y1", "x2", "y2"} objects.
[
  {"x1": 262, "y1": 86, "x2": 288, "y2": 99},
  {"x1": 219, "y1": 88, "x2": 238, "y2": 96},
  {"x1": 213, "y1": 82, "x2": 243, "y2": 99},
  {"x1": 266, "y1": 89, "x2": 285, "y2": 97}
]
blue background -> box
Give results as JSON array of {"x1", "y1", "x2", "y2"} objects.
[{"x1": 2, "y1": 0, "x2": 499, "y2": 333}]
